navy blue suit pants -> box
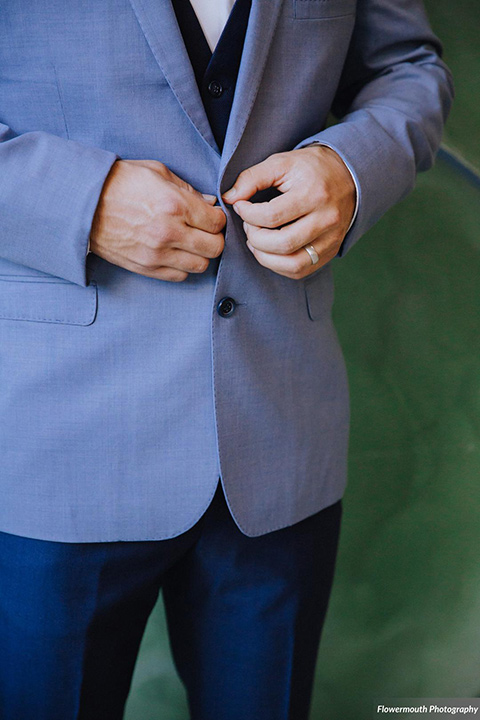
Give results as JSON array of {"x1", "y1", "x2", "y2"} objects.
[{"x1": 0, "y1": 484, "x2": 341, "y2": 720}]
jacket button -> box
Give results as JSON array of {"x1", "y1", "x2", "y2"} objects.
[
  {"x1": 208, "y1": 80, "x2": 224, "y2": 98},
  {"x1": 217, "y1": 297, "x2": 236, "y2": 317}
]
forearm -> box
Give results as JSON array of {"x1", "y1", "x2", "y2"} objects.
[
  {"x1": 294, "y1": 0, "x2": 454, "y2": 255},
  {"x1": 0, "y1": 126, "x2": 117, "y2": 285}
]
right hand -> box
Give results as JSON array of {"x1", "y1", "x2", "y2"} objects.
[{"x1": 90, "y1": 159, "x2": 226, "y2": 282}]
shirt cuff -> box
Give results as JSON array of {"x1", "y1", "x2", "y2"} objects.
[{"x1": 302, "y1": 141, "x2": 359, "y2": 234}]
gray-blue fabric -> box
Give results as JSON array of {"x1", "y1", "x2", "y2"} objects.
[{"x1": 0, "y1": 0, "x2": 453, "y2": 541}]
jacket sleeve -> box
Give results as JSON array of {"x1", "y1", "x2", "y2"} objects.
[
  {"x1": 294, "y1": 0, "x2": 454, "y2": 256},
  {"x1": 0, "y1": 125, "x2": 117, "y2": 285}
]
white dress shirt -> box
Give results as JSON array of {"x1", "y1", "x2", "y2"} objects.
[{"x1": 190, "y1": 0, "x2": 236, "y2": 51}]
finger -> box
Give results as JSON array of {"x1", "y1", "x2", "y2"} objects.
[
  {"x1": 160, "y1": 249, "x2": 212, "y2": 274},
  {"x1": 243, "y1": 214, "x2": 320, "y2": 255},
  {"x1": 117, "y1": 248, "x2": 210, "y2": 279},
  {"x1": 137, "y1": 266, "x2": 189, "y2": 282},
  {"x1": 172, "y1": 227, "x2": 225, "y2": 259},
  {"x1": 223, "y1": 155, "x2": 286, "y2": 203},
  {"x1": 182, "y1": 191, "x2": 227, "y2": 234},
  {"x1": 232, "y1": 189, "x2": 312, "y2": 229},
  {"x1": 111, "y1": 255, "x2": 189, "y2": 283},
  {"x1": 246, "y1": 235, "x2": 336, "y2": 280},
  {"x1": 202, "y1": 194, "x2": 218, "y2": 205},
  {"x1": 246, "y1": 244, "x2": 312, "y2": 279}
]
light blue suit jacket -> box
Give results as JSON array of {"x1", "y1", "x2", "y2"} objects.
[{"x1": 0, "y1": 0, "x2": 453, "y2": 541}]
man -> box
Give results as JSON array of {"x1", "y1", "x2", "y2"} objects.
[{"x1": 0, "y1": 1, "x2": 452, "y2": 718}]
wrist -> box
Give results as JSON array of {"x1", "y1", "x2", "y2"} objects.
[{"x1": 302, "y1": 143, "x2": 358, "y2": 233}]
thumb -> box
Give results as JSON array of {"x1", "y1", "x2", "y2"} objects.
[{"x1": 222, "y1": 156, "x2": 282, "y2": 204}]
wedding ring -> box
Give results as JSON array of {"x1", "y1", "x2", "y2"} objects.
[{"x1": 304, "y1": 244, "x2": 319, "y2": 265}]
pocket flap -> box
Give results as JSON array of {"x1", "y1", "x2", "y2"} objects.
[
  {"x1": 304, "y1": 267, "x2": 334, "y2": 321},
  {"x1": 0, "y1": 276, "x2": 97, "y2": 326}
]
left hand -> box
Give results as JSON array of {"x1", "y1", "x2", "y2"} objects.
[{"x1": 222, "y1": 145, "x2": 356, "y2": 279}]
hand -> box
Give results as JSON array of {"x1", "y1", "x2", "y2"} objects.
[
  {"x1": 90, "y1": 159, "x2": 226, "y2": 282},
  {"x1": 222, "y1": 145, "x2": 356, "y2": 280}
]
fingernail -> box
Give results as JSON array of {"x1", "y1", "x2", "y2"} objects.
[
  {"x1": 233, "y1": 204, "x2": 241, "y2": 215},
  {"x1": 246, "y1": 241, "x2": 254, "y2": 253},
  {"x1": 202, "y1": 193, "x2": 217, "y2": 204},
  {"x1": 223, "y1": 188, "x2": 237, "y2": 202}
]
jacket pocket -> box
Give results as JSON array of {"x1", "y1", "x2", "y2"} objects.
[
  {"x1": 293, "y1": 0, "x2": 356, "y2": 19},
  {"x1": 304, "y1": 266, "x2": 334, "y2": 321},
  {"x1": 0, "y1": 275, "x2": 97, "y2": 326}
]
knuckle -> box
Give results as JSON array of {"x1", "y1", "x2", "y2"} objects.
[
  {"x1": 211, "y1": 236, "x2": 225, "y2": 257},
  {"x1": 235, "y1": 168, "x2": 249, "y2": 189},
  {"x1": 315, "y1": 180, "x2": 329, "y2": 202},
  {"x1": 324, "y1": 232, "x2": 341, "y2": 250},
  {"x1": 154, "y1": 162, "x2": 172, "y2": 180},
  {"x1": 137, "y1": 245, "x2": 160, "y2": 269},
  {"x1": 214, "y1": 210, "x2": 227, "y2": 233},
  {"x1": 326, "y1": 207, "x2": 342, "y2": 229},
  {"x1": 243, "y1": 167, "x2": 255, "y2": 182},
  {"x1": 266, "y1": 206, "x2": 282, "y2": 228},
  {"x1": 322, "y1": 188, "x2": 334, "y2": 206},
  {"x1": 281, "y1": 236, "x2": 297, "y2": 254},
  {"x1": 327, "y1": 235, "x2": 343, "y2": 255},
  {"x1": 243, "y1": 223, "x2": 254, "y2": 240},
  {"x1": 296, "y1": 156, "x2": 310, "y2": 174},
  {"x1": 145, "y1": 160, "x2": 164, "y2": 174},
  {"x1": 191, "y1": 257, "x2": 209, "y2": 273},
  {"x1": 144, "y1": 164, "x2": 169, "y2": 187},
  {"x1": 155, "y1": 225, "x2": 175, "y2": 249},
  {"x1": 271, "y1": 152, "x2": 286, "y2": 168},
  {"x1": 291, "y1": 269, "x2": 305, "y2": 281},
  {"x1": 162, "y1": 193, "x2": 183, "y2": 217},
  {"x1": 163, "y1": 269, "x2": 188, "y2": 283},
  {"x1": 290, "y1": 257, "x2": 306, "y2": 278},
  {"x1": 282, "y1": 265, "x2": 301, "y2": 280}
]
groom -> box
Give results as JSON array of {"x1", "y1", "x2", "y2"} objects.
[{"x1": 0, "y1": 1, "x2": 452, "y2": 718}]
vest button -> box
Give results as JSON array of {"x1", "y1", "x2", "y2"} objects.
[
  {"x1": 208, "y1": 80, "x2": 224, "y2": 98},
  {"x1": 217, "y1": 297, "x2": 236, "y2": 318}
]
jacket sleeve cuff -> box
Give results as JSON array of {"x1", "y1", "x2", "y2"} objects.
[{"x1": 0, "y1": 130, "x2": 118, "y2": 285}]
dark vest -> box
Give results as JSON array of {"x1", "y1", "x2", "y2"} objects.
[{"x1": 171, "y1": 0, "x2": 252, "y2": 152}]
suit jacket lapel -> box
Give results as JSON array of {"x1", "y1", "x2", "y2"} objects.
[
  {"x1": 128, "y1": 0, "x2": 284, "y2": 166},
  {"x1": 221, "y1": 0, "x2": 284, "y2": 172},
  {"x1": 128, "y1": 0, "x2": 219, "y2": 152}
]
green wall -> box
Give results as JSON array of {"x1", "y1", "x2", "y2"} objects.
[
  {"x1": 125, "y1": 2, "x2": 480, "y2": 717},
  {"x1": 427, "y1": 0, "x2": 480, "y2": 167}
]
